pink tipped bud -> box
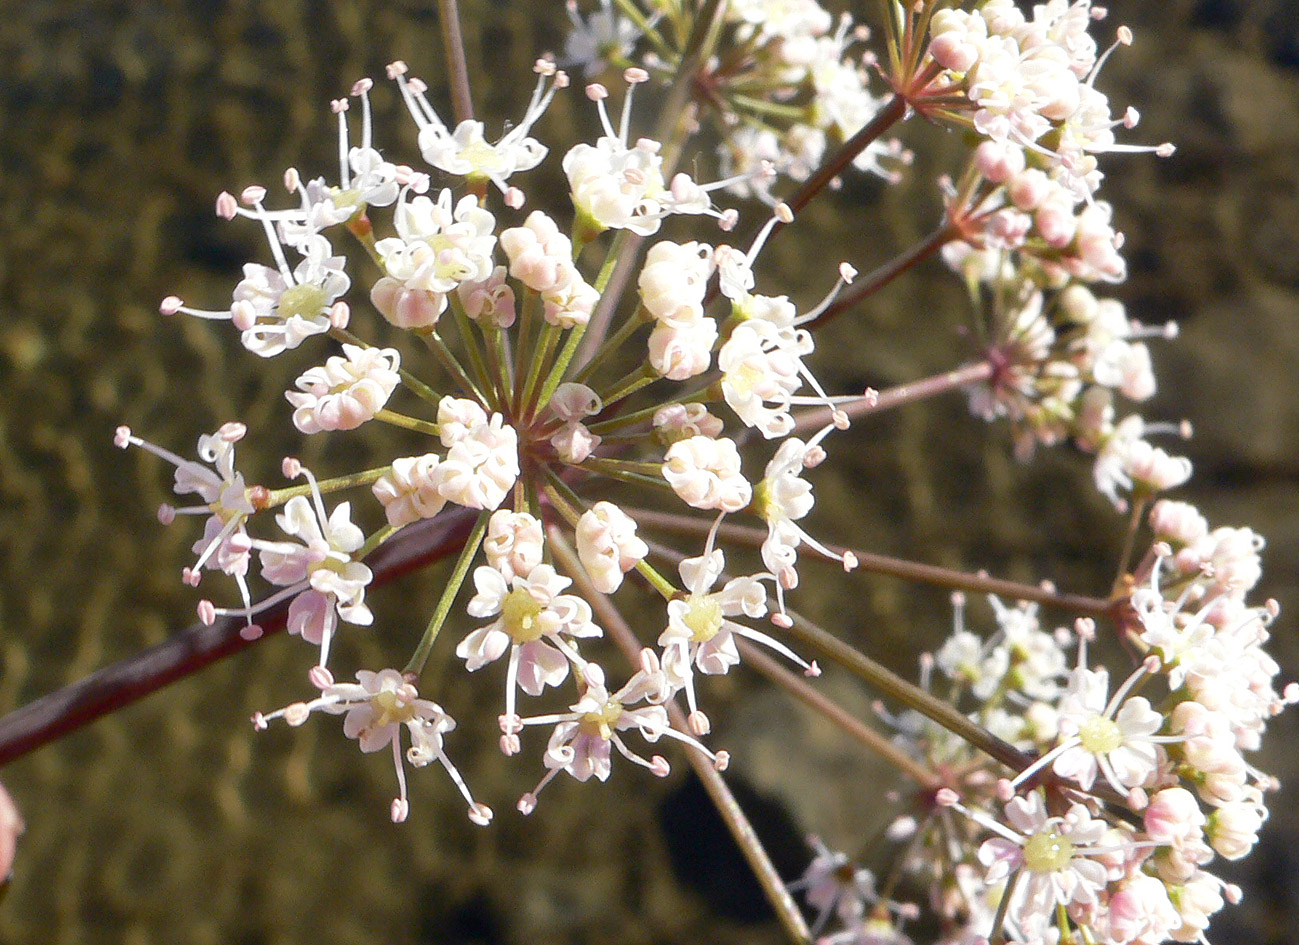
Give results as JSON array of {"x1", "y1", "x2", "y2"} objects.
[
  {"x1": 534, "y1": 58, "x2": 557, "y2": 76},
  {"x1": 329, "y1": 300, "x2": 350, "y2": 330},
  {"x1": 839, "y1": 262, "x2": 858, "y2": 283},
  {"x1": 935, "y1": 788, "x2": 960, "y2": 808},
  {"x1": 623, "y1": 67, "x2": 649, "y2": 84},
  {"x1": 554, "y1": 71, "x2": 570, "y2": 90},
  {"x1": 284, "y1": 702, "x2": 310, "y2": 727},
  {"x1": 842, "y1": 552, "x2": 858, "y2": 572},
  {"x1": 1117, "y1": 25, "x2": 1133, "y2": 45},
  {"x1": 330, "y1": 98, "x2": 348, "y2": 114},
  {"x1": 183, "y1": 567, "x2": 202, "y2": 588},
  {"x1": 771, "y1": 612, "x2": 793, "y2": 629},
  {"x1": 217, "y1": 420, "x2": 246, "y2": 442},
  {"x1": 718, "y1": 209, "x2": 738, "y2": 232},
  {"x1": 586, "y1": 83, "x2": 609, "y2": 101},
  {"x1": 390, "y1": 798, "x2": 409, "y2": 823},
  {"x1": 230, "y1": 299, "x2": 256, "y2": 331},
  {"x1": 196, "y1": 600, "x2": 217, "y2": 626},
  {"x1": 804, "y1": 661, "x2": 822, "y2": 678},
  {"x1": 712, "y1": 751, "x2": 730, "y2": 772},
  {"x1": 157, "y1": 504, "x2": 176, "y2": 525},
  {"x1": 408, "y1": 78, "x2": 428, "y2": 95},
  {"x1": 351, "y1": 77, "x2": 373, "y2": 96},
  {"x1": 282, "y1": 456, "x2": 302, "y2": 479},
  {"x1": 114, "y1": 425, "x2": 133, "y2": 449},
  {"x1": 239, "y1": 623, "x2": 263, "y2": 641},
  {"x1": 283, "y1": 167, "x2": 301, "y2": 191},
  {"x1": 1156, "y1": 142, "x2": 1176, "y2": 158},
  {"x1": 517, "y1": 793, "x2": 538, "y2": 815},
  {"x1": 468, "y1": 803, "x2": 493, "y2": 826},
  {"x1": 995, "y1": 778, "x2": 1016, "y2": 801},
  {"x1": 308, "y1": 665, "x2": 335, "y2": 690},
  {"x1": 774, "y1": 202, "x2": 794, "y2": 224},
  {"x1": 498, "y1": 712, "x2": 524, "y2": 735},
  {"x1": 251, "y1": 712, "x2": 268, "y2": 731},
  {"x1": 159, "y1": 295, "x2": 183, "y2": 316},
  {"x1": 638, "y1": 648, "x2": 660, "y2": 675},
  {"x1": 832, "y1": 409, "x2": 850, "y2": 430},
  {"x1": 688, "y1": 711, "x2": 711, "y2": 737},
  {"x1": 215, "y1": 192, "x2": 238, "y2": 219},
  {"x1": 240, "y1": 185, "x2": 267, "y2": 206},
  {"x1": 650, "y1": 755, "x2": 671, "y2": 777},
  {"x1": 385, "y1": 60, "x2": 408, "y2": 79},
  {"x1": 504, "y1": 186, "x2": 525, "y2": 210},
  {"x1": 499, "y1": 733, "x2": 521, "y2": 756}
]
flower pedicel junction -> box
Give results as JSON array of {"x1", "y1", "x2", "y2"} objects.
[{"x1": 1, "y1": 1, "x2": 1293, "y2": 943}]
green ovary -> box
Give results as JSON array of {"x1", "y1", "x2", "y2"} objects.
[
  {"x1": 1023, "y1": 830, "x2": 1075, "y2": 873},
  {"x1": 503, "y1": 589, "x2": 546, "y2": 643},
  {"x1": 1079, "y1": 714, "x2": 1123, "y2": 755},
  {"x1": 683, "y1": 596, "x2": 724, "y2": 643},
  {"x1": 277, "y1": 283, "x2": 328, "y2": 322}
]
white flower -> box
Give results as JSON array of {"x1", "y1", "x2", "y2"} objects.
[
  {"x1": 500, "y1": 210, "x2": 581, "y2": 293},
  {"x1": 458, "y1": 562, "x2": 601, "y2": 741},
  {"x1": 719, "y1": 320, "x2": 809, "y2": 438},
  {"x1": 652, "y1": 402, "x2": 725, "y2": 445},
  {"x1": 658, "y1": 548, "x2": 816, "y2": 734},
  {"x1": 252, "y1": 668, "x2": 490, "y2": 825},
  {"x1": 638, "y1": 240, "x2": 713, "y2": 320},
  {"x1": 231, "y1": 234, "x2": 350, "y2": 357},
  {"x1": 576, "y1": 502, "x2": 647, "y2": 593},
  {"x1": 372, "y1": 454, "x2": 446, "y2": 528},
  {"x1": 115, "y1": 422, "x2": 259, "y2": 626},
  {"x1": 437, "y1": 396, "x2": 490, "y2": 447},
  {"x1": 257, "y1": 489, "x2": 373, "y2": 668},
  {"x1": 390, "y1": 59, "x2": 562, "y2": 193},
  {"x1": 976, "y1": 793, "x2": 1110, "y2": 926},
  {"x1": 433, "y1": 413, "x2": 519, "y2": 510},
  {"x1": 395, "y1": 189, "x2": 498, "y2": 289},
  {"x1": 286, "y1": 344, "x2": 401, "y2": 433},
  {"x1": 1051, "y1": 665, "x2": 1166, "y2": 793},
  {"x1": 563, "y1": 0, "x2": 641, "y2": 77},
  {"x1": 515, "y1": 654, "x2": 723, "y2": 814},
  {"x1": 662, "y1": 435, "x2": 752, "y2": 513},
  {"x1": 647, "y1": 311, "x2": 718, "y2": 380},
  {"x1": 457, "y1": 265, "x2": 517, "y2": 328},
  {"x1": 483, "y1": 510, "x2": 545, "y2": 583}
]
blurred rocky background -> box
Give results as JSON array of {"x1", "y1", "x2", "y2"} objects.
[{"x1": 0, "y1": 0, "x2": 1296, "y2": 943}]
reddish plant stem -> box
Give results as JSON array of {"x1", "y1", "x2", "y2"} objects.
[
  {"x1": 783, "y1": 93, "x2": 907, "y2": 221},
  {"x1": 438, "y1": 0, "x2": 474, "y2": 124},
  {"x1": 807, "y1": 220, "x2": 959, "y2": 330},
  {"x1": 737, "y1": 641, "x2": 942, "y2": 789},
  {"x1": 792, "y1": 359, "x2": 994, "y2": 435},
  {"x1": 0, "y1": 508, "x2": 479, "y2": 767},
  {"x1": 628, "y1": 508, "x2": 1115, "y2": 618}
]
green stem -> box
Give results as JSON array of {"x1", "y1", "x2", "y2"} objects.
[
  {"x1": 599, "y1": 362, "x2": 657, "y2": 409},
  {"x1": 587, "y1": 383, "x2": 717, "y2": 433},
  {"x1": 451, "y1": 301, "x2": 497, "y2": 410},
  {"x1": 535, "y1": 323, "x2": 589, "y2": 414},
  {"x1": 781, "y1": 612, "x2": 1034, "y2": 773},
  {"x1": 572, "y1": 304, "x2": 650, "y2": 387},
  {"x1": 418, "y1": 329, "x2": 488, "y2": 405},
  {"x1": 355, "y1": 524, "x2": 398, "y2": 562},
  {"x1": 520, "y1": 322, "x2": 563, "y2": 421},
  {"x1": 403, "y1": 510, "x2": 491, "y2": 676},
  {"x1": 375, "y1": 409, "x2": 440, "y2": 437},
  {"x1": 263, "y1": 465, "x2": 392, "y2": 507}
]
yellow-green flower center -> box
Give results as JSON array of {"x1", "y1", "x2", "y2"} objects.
[
  {"x1": 503, "y1": 588, "x2": 546, "y2": 642},
  {"x1": 1079, "y1": 714, "x2": 1123, "y2": 755},
  {"x1": 683, "y1": 596, "x2": 724, "y2": 643},
  {"x1": 579, "y1": 699, "x2": 624, "y2": 740},
  {"x1": 277, "y1": 283, "x2": 328, "y2": 322},
  {"x1": 369, "y1": 688, "x2": 417, "y2": 728},
  {"x1": 1022, "y1": 829, "x2": 1075, "y2": 873}
]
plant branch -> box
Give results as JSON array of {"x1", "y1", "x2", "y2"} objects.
[
  {"x1": 437, "y1": 0, "x2": 474, "y2": 124},
  {"x1": 0, "y1": 508, "x2": 479, "y2": 767},
  {"x1": 790, "y1": 360, "x2": 994, "y2": 436}
]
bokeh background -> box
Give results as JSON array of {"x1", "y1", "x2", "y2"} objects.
[{"x1": 1, "y1": 0, "x2": 1297, "y2": 943}]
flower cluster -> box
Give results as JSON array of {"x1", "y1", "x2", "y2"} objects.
[
  {"x1": 109, "y1": 1, "x2": 1289, "y2": 942},
  {"x1": 867, "y1": 497, "x2": 1292, "y2": 945}
]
